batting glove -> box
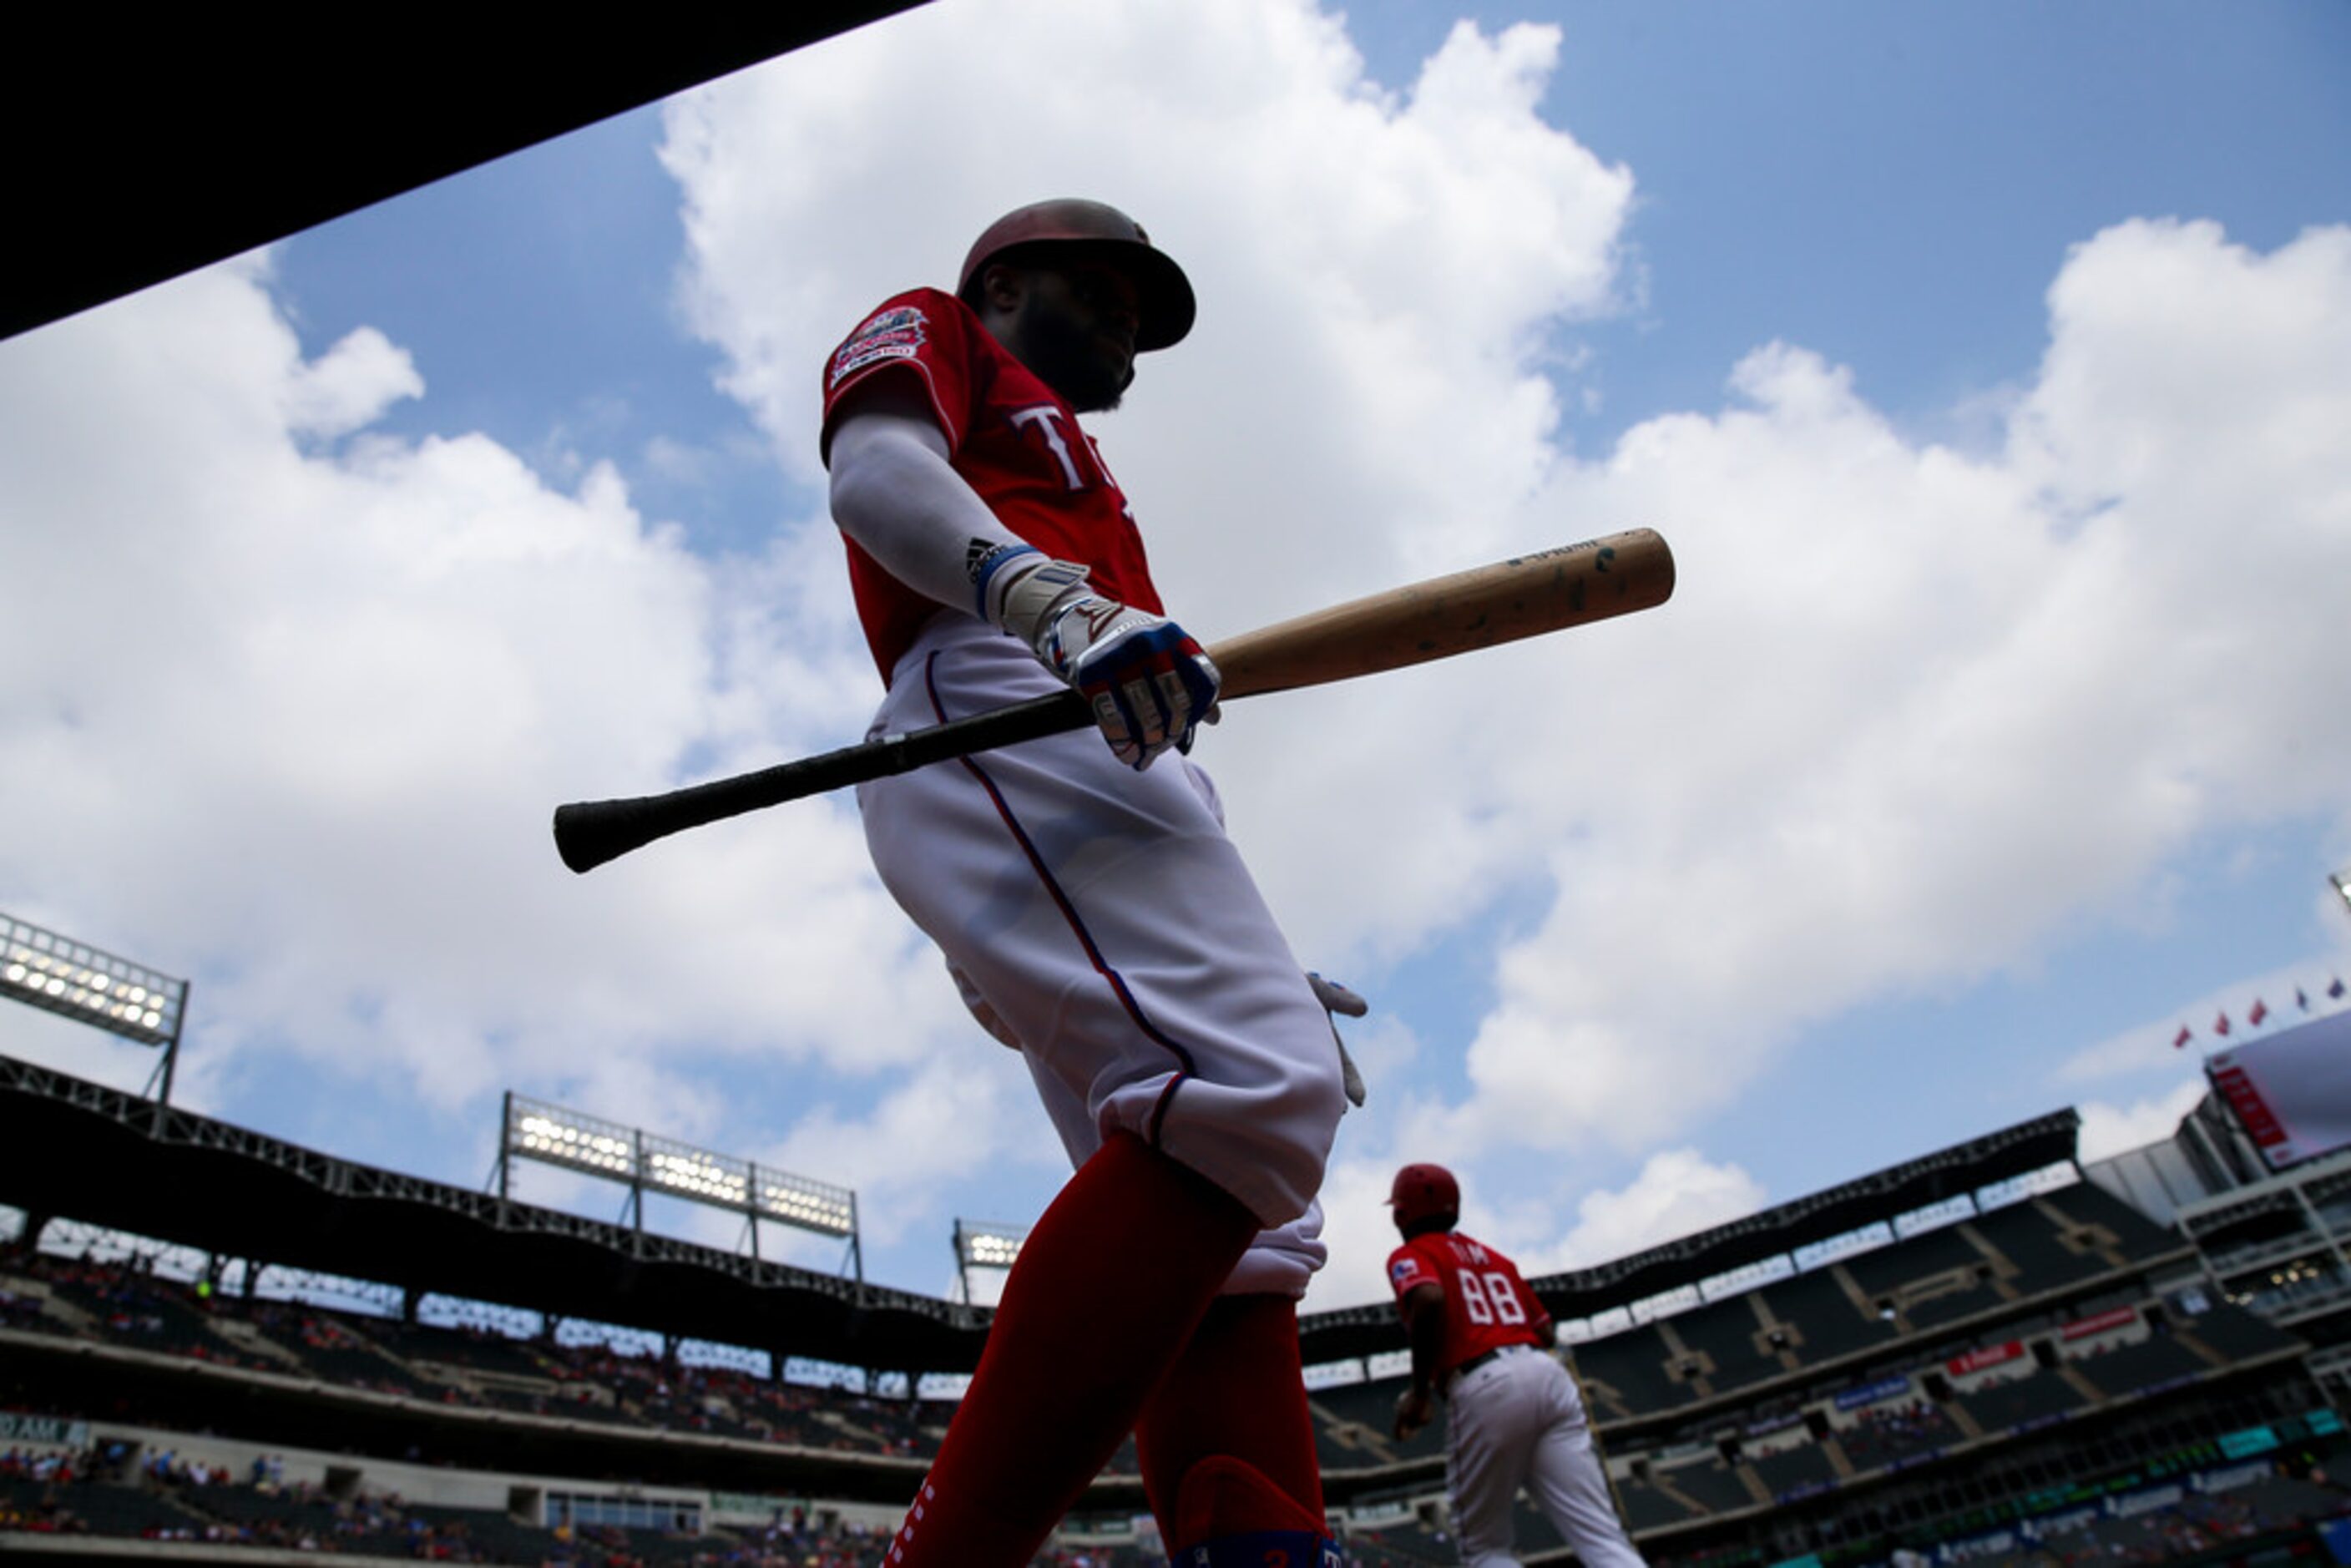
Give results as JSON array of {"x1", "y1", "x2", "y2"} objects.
[
  {"x1": 978, "y1": 544, "x2": 1220, "y2": 771},
  {"x1": 1307, "y1": 971, "x2": 1369, "y2": 1108},
  {"x1": 1307, "y1": 972, "x2": 1368, "y2": 1019}
]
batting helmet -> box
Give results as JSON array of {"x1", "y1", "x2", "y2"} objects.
[
  {"x1": 1388, "y1": 1164, "x2": 1460, "y2": 1231},
  {"x1": 957, "y1": 199, "x2": 1196, "y2": 352}
]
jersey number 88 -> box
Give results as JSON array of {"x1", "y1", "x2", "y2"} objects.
[{"x1": 1456, "y1": 1270, "x2": 1527, "y2": 1327}]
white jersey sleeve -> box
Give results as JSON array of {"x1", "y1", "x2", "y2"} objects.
[{"x1": 827, "y1": 408, "x2": 1024, "y2": 615}]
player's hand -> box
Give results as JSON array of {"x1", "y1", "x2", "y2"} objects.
[
  {"x1": 981, "y1": 546, "x2": 1219, "y2": 770},
  {"x1": 1393, "y1": 1385, "x2": 1434, "y2": 1441},
  {"x1": 1046, "y1": 599, "x2": 1220, "y2": 771}
]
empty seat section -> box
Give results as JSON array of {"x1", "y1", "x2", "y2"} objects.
[
  {"x1": 1575, "y1": 1324, "x2": 1691, "y2": 1417},
  {"x1": 1666, "y1": 1297, "x2": 1782, "y2": 1393}
]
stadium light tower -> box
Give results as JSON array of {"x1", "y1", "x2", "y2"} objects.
[
  {"x1": 2331, "y1": 867, "x2": 2351, "y2": 923},
  {"x1": 498, "y1": 1092, "x2": 863, "y2": 1279},
  {"x1": 0, "y1": 911, "x2": 190, "y2": 1103},
  {"x1": 951, "y1": 1219, "x2": 1029, "y2": 1306}
]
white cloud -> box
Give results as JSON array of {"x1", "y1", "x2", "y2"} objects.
[
  {"x1": 0, "y1": 257, "x2": 960, "y2": 1162},
  {"x1": 1520, "y1": 1148, "x2": 1767, "y2": 1277},
  {"x1": 662, "y1": 0, "x2": 2351, "y2": 1265},
  {"x1": 761, "y1": 1049, "x2": 1065, "y2": 1254},
  {"x1": 1447, "y1": 220, "x2": 2351, "y2": 1152},
  {"x1": 282, "y1": 325, "x2": 422, "y2": 439},
  {"x1": 2076, "y1": 1079, "x2": 2209, "y2": 1163}
]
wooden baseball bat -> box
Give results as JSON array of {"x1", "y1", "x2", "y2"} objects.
[{"x1": 553, "y1": 528, "x2": 1673, "y2": 873}]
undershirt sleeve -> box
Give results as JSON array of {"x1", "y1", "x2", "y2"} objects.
[{"x1": 826, "y1": 409, "x2": 1026, "y2": 615}]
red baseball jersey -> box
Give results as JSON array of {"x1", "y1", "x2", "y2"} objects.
[
  {"x1": 819, "y1": 287, "x2": 1165, "y2": 681},
  {"x1": 1387, "y1": 1230, "x2": 1551, "y2": 1375}
]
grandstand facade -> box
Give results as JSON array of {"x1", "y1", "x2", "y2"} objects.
[{"x1": 6, "y1": 1056, "x2": 2351, "y2": 1565}]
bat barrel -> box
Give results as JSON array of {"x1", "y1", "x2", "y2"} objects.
[{"x1": 550, "y1": 530, "x2": 1673, "y2": 873}]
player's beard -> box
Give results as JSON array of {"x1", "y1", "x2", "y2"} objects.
[{"x1": 1017, "y1": 301, "x2": 1130, "y2": 413}]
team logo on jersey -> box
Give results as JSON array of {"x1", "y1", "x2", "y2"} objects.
[
  {"x1": 831, "y1": 305, "x2": 928, "y2": 387},
  {"x1": 1390, "y1": 1257, "x2": 1425, "y2": 1289}
]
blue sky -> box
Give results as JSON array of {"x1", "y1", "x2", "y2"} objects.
[{"x1": 3, "y1": 0, "x2": 2348, "y2": 1327}]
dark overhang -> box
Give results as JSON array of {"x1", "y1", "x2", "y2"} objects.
[
  {"x1": 4, "y1": 3, "x2": 933, "y2": 342},
  {"x1": 0, "y1": 1056, "x2": 985, "y2": 1372},
  {"x1": 2, "y1": 1056, "x2": 2086, "y2": 1374}
]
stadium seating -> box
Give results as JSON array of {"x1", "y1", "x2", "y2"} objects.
[
  {"x1": 1968, "y1": 1199, "x2": 2108, "y2": 1292},
  {"x1": 1834, "y1": 1398, "x2": 1964, "y2": 1472},
  {"x1": 1748, "y1": 1440, "x2": 1837, "y2": 1500},
  {"x1": 1949, "y1": 1368, "x2": 2085, "y2": 1431},
  {"x1": 1575, "y1": 1323, "x2": 1694, "y2": 1417},
  {"x1": 1614, "y1": 1471, "x2": 1701, "y2": 1532},
  {"x1": 1651, "y1": 1458, "x2": 1752, "y2": 1515},
  {"x1": 0, "y1": 1475, "x2": 212, "y2": 1539},
  {"x1": 1662, "y1": 1295, "x2": 1787, "y2": 1394},
  {"x1": 1312, "y1": 1376, "x2": 1443, "y2": 1463},
  {"x1": 2070, "y1": 1334, "x2": 2211, "y2": 1399},
  {"x1": 1753, "y1": 1267, "x2": 1898, "y2": 1363},
  {"x1": 2177, "y1": 1298, "x2": 2303, "y2": 1360},
  {"x1": 1841, "y1": 1226, "x2": 1979, "y2": 1302},
  {"x1": 2042, "y1": 1184, "x2": 2189, "y2": 1262},
  {"x1": 170, "y1": 1481, "x2": 414, "y2": 1555}
]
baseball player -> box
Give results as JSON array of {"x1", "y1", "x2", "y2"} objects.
[
  {"x1": 820, "y1": 200, "x2": 1351, "y2": 1567},
  {"x1": 1386, "y1": 1164, "x2": 1647, "y2": 1568}
]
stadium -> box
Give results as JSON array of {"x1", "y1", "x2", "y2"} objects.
[
  {"x1": 10, "y1": 6, "x2": 2351, "y2": 1568},
  {"x1": 9, "y1": 983, "x2": 2351, "y2": 1565}
]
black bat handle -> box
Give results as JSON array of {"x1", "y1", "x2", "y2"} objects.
[{"x1": 553, "y1": 689, "x2": 1092, "y2": 873}]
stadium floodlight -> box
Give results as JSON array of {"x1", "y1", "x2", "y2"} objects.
[
  {"x1": 952, "y1": 1219, "x2": 1030, "y2": 1304},
  {"x1": 0, "y1": 911, "x2": 190, "y2": 1102},
  {"x1": 755, "y1": 1169, "x2": 858, "y2": 1238},
  {"x1": 506, "y1": 1096, "x2": 640, "y2": 1184},
  {"x1": 2332, "y1": 867, "x2": 2351, "y2": 921},
  {"x1": 642, "y1": 1135, "x2": 751, "y2": 1208},
  {"x1": 499, "y1": 1091, "x2": 862, "y2": 1277}
]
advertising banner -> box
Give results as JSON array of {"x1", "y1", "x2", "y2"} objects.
[
  {"x1": 1946, "y1": 1340, "x2": 2023, "y2": 1377},
  {"x1": 2207, "y1": 1009, "x2": 2351, "y2": 1170},
  {"x1": 2060, "y1": 1307, "x2": 2139, "y2": 1340},
  {"x1": 1835, "y1": 1376, "x2": 1913, "y2": 1410},
  {"x1": 0, "y1": 1414, "x2": 88, "y2": 1447}
]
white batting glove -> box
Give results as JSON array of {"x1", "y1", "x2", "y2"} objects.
[
  {"x1": 1307, "y1": 970, "x2": 1369, "y2": 1108},
  {"x1": 1307, "y1": 972, "x2": 1368, "y2": 1019},
  {"x1": 977, "y1": 544, "x2": 1220, "y2": 771}
]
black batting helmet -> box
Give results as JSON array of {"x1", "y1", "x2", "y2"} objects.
[
  {"x1": 1388, "y1": 1164, "x2": 1460, "y2": 1231},
  {"x1": 958, "y1": 199, "x2": 1196, "y2": 352}
]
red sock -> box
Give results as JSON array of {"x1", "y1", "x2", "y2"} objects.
[
  {"x1": 1135, "y1": 1292, "x2": 1327, "y2": 1546},
  {"x1": 886, "y1": 1131, "x2": 1261, "y2": 1567}
]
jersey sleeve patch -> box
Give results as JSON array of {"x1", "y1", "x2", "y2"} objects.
[
  {"x1": 1388, "y1": 1252, "x2": 1433, "y2": 1295},
  {"x1": 830, "y1": 304, "x2": 929, "y2": 388}
]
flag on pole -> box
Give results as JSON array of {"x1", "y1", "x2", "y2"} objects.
[
  {"x1": 2250, "y1": 998, "x2": 2270, "y2": 1026},
  {"x1": 2216, "y1": 1011, "x2": 2232, "y2": 1036},
  {"x1": 2173, "y1": 1024, "x2": 2193, "y2": 1049}
]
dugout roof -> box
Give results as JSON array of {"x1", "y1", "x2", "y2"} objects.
[
  {"x1": 0, "y1": 1056, "x2": 984, "y2": 1373},
  {"x1": 4, "y1": 3, "x2": 932, "y2": 342}
]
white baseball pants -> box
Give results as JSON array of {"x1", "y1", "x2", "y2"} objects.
[
  {"x1": 1446, "y1": 1347, "x2": 1647, "y2": 1568},
  {"x1": 856, "y1": 615, "x2": 1347, "y2": 1297}
]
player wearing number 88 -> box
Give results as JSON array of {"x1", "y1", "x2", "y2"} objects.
[{"x1": 1387, "y1": 1164, "x2": 1647, "y2": 1568}]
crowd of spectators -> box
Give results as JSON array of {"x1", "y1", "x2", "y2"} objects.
[
  {"x1": 1834, "y1": 1396, "x2": 1959, "y2": 1471},
  {"x1": 3, "y1": 1251, "x2": 957, "y2": 1464}
]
